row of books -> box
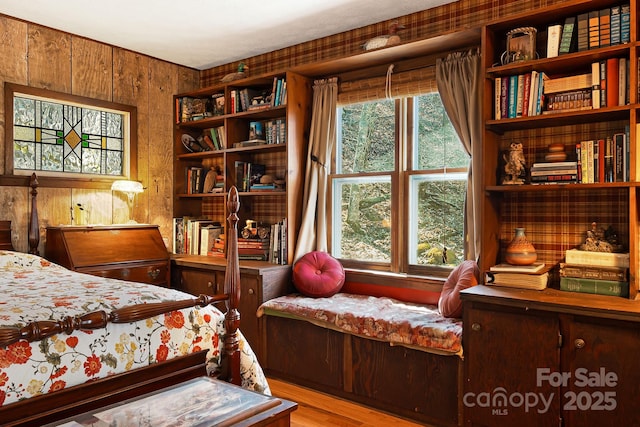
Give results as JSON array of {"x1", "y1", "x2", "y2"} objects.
[
  {"x1": 209, "y1": 219, "x2": 288, "y2": 264},
  {"x1": 175, "y1": 93, "x2": 225, "y2": 123},
  {"x1": 232, "y1": 119, "x2": 287, "y2": 148},
  {"x1": 234, "y1": 161, "x2": 282, "y2": 192},
  {"x1": 529, "y1": 131, "x2": 629, "y2": 185},
  {"x1": 495, "y1": 56, "x2": 628, "y2": 119},
  {"x1": 229, "y1": 77, "x2": 287, "y2": 114},
  {"x1": 485, "y1": 248, "x2": 630, "y2": 297},
  {"x1": 185, "y1": 166, "x2": 224, "y2": 194},
  {"x1": 559, "y1": 249, "x2": 630, "y2": 297},
  {"x1": 546, "y1": 4, "x2": 630, "y2": 58},
  {"x1": 576, "y1": 131, "x2": 629, "y2": 184},
  {"x1": 172, "y1": 217, "x2": 224, "y2": 256}
]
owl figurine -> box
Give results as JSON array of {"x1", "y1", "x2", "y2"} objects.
[{"x1": 502, "y1": 142, "x2": 526, "y2": 185}]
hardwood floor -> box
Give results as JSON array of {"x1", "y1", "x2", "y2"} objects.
[{"x1": 267, "y1": 377, "x2": 431, "y2": 427}]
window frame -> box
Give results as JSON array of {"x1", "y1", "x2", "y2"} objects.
[
  {"x1": 330, "y1": 95, "x2": 468, "y2": 279},
  {"x1": 2, "y1": 83, "x2": 137, "y2": 189}
]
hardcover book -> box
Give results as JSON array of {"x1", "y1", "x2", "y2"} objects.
[
  {"x1": 565, "y1": 249, "x2": 630, "y2": 268},
  {"x1": 559, "y1": 262, "x2": 628, "y2": 281},
  {"x1": 559, "y1": 276, "x2": 629, "y2": 297},
  {"x1": 546, "y1": 24, "x2": 562, "y2": 57},
  {"x1": 598, "y1": 8, "x2": 611, "y2": 48},
  {"x1": 558, "y1": 16, "x2": 577, "y2": 54},
  {"x1": 576, "y1": 12, "x2": 589, "y2": 51},
  {"x1": 485, "y1": 270, "x2": 549, "y2": 290}
]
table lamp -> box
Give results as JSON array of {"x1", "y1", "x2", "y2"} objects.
[{"x1": 111, "y1": 180, "x2": 144, "y2": 223}]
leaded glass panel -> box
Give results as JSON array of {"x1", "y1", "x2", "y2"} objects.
[{"x1": 13, "y1": 95, "x2": 126, "y2": 176}]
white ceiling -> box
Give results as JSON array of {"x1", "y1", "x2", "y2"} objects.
[{"x1": 0, "y1": 0, "x2": 455, "y2": 70}]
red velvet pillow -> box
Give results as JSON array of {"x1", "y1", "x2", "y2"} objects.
[
  {"x1": 438, "y1": 260, "x2": 480, "y2": 318},
  {"x1": 293, "y1": 251, "x2": 345, "y2": 298}
]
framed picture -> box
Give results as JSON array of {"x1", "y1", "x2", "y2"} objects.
[{"x1": 502, "y1": 27, "x2": 537, "y2": 64}]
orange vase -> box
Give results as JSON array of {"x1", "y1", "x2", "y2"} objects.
[{"x1": 505, "y1": 228, "x2": 537, "y2": 265}]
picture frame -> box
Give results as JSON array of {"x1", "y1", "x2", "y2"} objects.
[{"x1": 502, "y1": 27, "x2": 537, "y2": 65}]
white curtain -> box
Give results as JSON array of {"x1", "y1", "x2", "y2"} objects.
[
  {"x1": 436, "y1": 49, "x2": 482, "y2": 261},
  {"x1": 293, "y1": 78, "x2": 338, "y2": 262}
]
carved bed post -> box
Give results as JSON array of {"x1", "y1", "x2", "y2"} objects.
[
  {"x1": 222, "y1": 186, "x2": 242, "y2": 385},
  {"x1": 28, "y1": 173, "x2": 40, "y2": 255}
]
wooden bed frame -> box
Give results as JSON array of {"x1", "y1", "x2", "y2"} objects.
[{"x1": 0, "y1": 174, "x2": 244, "y2": 426}]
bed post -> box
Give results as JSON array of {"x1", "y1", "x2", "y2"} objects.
[
  {"x1": 28, "y1": 173, "x2": 40, "y2": 255},
  {"x1": 222, "y1": 186, "x2": 242, "y2": 385}
]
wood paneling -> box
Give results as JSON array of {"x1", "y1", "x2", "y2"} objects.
[
  {"x1": 0, "y1": 17, "x2": 198, "y2": 251},
  {"x1": 0, "y1": 16, "x2": 28, "y2": 175},
  {"x1": 71, "y1": 37, "x2": 113, "y2": 101},
  {"x1": 27, "y1": 24, "x2": 71, "y2": 92}
]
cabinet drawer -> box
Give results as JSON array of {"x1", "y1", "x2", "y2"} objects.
[{"x1": 81, "y1": 262, "x2": 169, "y2": 287}]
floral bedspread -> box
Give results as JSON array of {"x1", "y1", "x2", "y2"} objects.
[
  {"x1": 0, "y1": 251, "x2": 270, "y2": 408},
  {"x1": 258, "y1": 293, "x2": 463, "y2": 356}
]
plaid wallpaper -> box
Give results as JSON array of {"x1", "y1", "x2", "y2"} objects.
[{"x1": 200, "y1": 0, "x2": 566, "y2": 85}]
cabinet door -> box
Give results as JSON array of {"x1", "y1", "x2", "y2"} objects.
[
  {"x1": 238, "y1": 274, "x2": 261, "y2": 360},
  {"x1": 464, "y1": 305, "x2": 561, "y2": 426},
  {"x1": 562, "y1": 317, "x2": 640, "y2": 426},
  {"x1": 176, "y1": 267, "x2": 226, "y2": 312}
]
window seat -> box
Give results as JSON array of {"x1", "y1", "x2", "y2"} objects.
[
  {"x1": 257, "y1": 292, "x2": 462, "y2": 356},
  {"x1": 259, "y1": 280, "x2": 463, "y2": 427}
]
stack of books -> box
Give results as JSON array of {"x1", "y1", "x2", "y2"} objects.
[
  {"x1": 530, "y1": 161, "x2": 578, "y2": 185},
  {"x1": 560, "y1": 249, "x2": 630, "y2": 297},
  {"x1": 485, "y1": 262, "x2": 549, "y2": 290}
]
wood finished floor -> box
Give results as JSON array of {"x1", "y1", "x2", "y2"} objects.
[{"x1": 267, "y1": 377, "x2": 431, "y2": 427}]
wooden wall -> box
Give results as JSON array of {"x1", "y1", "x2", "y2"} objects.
[{"x1": 0, "y1": 16, "x2": 199, "y2": 253}]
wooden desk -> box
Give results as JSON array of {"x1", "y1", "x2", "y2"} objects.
[
  {"x1": 45, "y1": 376, "x2": 296, "y2": 427},
  {"x1": 45, "y1": 224, "x2": 170, "y2": 287}
]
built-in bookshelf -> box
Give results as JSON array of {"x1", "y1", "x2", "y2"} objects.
[
  {"x1": 480, "y1": 0, "x2": 639, "y2": 299},
  {"x1": 172, "y1": 71, "x2": 312, "y2": 265}
]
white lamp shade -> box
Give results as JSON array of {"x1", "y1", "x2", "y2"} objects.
[{"x1": 111, "y1": 180, "x2": 144, "y2": 194}]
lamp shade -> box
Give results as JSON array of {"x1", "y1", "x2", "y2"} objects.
[{"x1": 111, "y1": 180, "x2": 144, "y2": 194}]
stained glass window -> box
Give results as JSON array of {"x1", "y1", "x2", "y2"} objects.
[{"x1": 12, "y1": 94, "x2": 128, "y2": 177}]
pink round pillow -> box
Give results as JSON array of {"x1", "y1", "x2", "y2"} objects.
[
  {"x1": 293, "y1": 251, "x2": 345, "y2": 298},
  {"x1": 438, "y1": 260, "x2": 480, "y2": 318}
]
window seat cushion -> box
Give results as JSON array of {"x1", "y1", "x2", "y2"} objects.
[{"x1": 258, "y1": 292, "x2": 462, "y2": 356}]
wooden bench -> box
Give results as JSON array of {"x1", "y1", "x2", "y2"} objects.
[{"x1": 259, "y1": 278, "x2": 464, "y2": 427}]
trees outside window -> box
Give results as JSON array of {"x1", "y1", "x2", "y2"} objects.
[{"x1": 332, "y1": 93, "x2": 468, "y2": 276}]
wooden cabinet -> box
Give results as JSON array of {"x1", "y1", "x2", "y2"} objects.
[
  {"x1": 462, "y1": 285, "x2": 640, "y2": 426},
  {"x1": 45, "y1": 225, "x2": 170, "y2": 287},
  {"x1": 171, "y1": 255, "x2": 292, "y2": 363},
  {"x1": 479, "y1": 0, "x2": 640, "y2": 298},
  {"x1": 173, "y1": 71, "x2": 312, "y2": 265}
]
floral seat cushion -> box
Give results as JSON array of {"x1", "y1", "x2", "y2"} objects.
[{"x1": 258, "y1": 293, "x2": 462, "y2": 355}]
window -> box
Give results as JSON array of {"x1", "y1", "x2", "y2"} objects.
[
  {"x1": 4, "y1": 83, "x2": 137, "y2": 186},
  {"x1": 331, "y1": 93, "x2": 468, "y2": 277}
]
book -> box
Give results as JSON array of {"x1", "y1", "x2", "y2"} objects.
[
  {"x1": 485, "y1": 271, "x2": 549, "y2": 290},
  {"x1": 494, "y1": 77, "x2": 502, "y2": 119},
  {"x1": 546, "y1": 24, "x2": 562, "y2": 57},
  {"x1": 559, "y1": 276, "x2": 629, "y2": 297},
  {"x1": 620, "y1": 4, "x2": 630, "y2": 43},
  {"x1": 559, "y1": 262, "x2": 628, "y2": 281},
  {"x1": 588, "y1": 10, "x2": 600, "y2": 49},
  {"x1": 576, "y1": 12, "x2": 589, "y2": 51},
  {"x1": 565, "y1": 249, "x2": 629, "y2": 268},
  {"x1": 610, "y1": 5, "x2": 621, "y2": 45},
  {"x1": 591, "y1": 61, "x2": 601, "y2": 109},
  {"x1": 515, "y1": 74, "x2": 525, "y2": 117},
  {"x1": 618, "y1": 57, "x2": 627, "y2": 105},
  {"x1": 598, "y1": 8, "x2": 611, "y2": 48},
  {"x1": 606, "y1": 57, "x2": 619, "y2": 107},
  {"x1": 490, "y1": 262, "x2": 546, "y2": 273},
  {"x1": 200, "y1": 224, "x2": 224, "y2": 256},
  {"x1": 543, "y1": 73, "x2": 591, "y2": 94},
  {"x1": 613, "y1": 132, "x2": 626, "y2": 182},
  {"x1": 558, "y1": 16, "x2": 577, "y2": 54}
]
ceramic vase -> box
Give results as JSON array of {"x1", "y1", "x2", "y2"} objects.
[{"x1": 505, "y1": 228, "x2": 537, "y2": 265}]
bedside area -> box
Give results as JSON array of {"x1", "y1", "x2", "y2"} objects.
[{"x1": 45, "y1": 224, "x2": 170, "y2": 287}]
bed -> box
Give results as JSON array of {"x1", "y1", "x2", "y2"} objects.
[{"x1": 0, "y1": 176, "x2": 267, "y2": 426}]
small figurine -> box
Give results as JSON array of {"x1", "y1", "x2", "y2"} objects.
[
  {"x1": 221, "y1": 62, "x2": 248, "y2": 83},
  {"x1": 502, "y1": 141, "x2": 526, "y2": 185},
  {"x1": 580, "y1": 222, "x2": 623, "y2": 252},
  {"x1": 362, "y1": 22, "x2": 405, "y2": 50}
]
